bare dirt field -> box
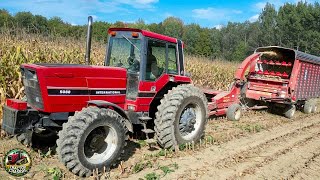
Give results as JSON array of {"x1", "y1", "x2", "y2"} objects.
[{"x1": 1, "y1": 110, "x2": 320, "y2": 180}]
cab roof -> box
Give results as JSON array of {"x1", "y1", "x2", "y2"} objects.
[{"x1": 108, "y1": 28, "x2": 178, "y2": 44}]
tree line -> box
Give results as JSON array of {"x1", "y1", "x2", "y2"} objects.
[{"x1": 0, "y1": 1, "x2": 320, "y2": 61}]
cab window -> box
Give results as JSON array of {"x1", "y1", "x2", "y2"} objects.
[
  {"x1": 146, "y1": 40, "x2": 166, "y2": 81},
  {"x1": 167, "y1": 44, "x2": 178, "y2": 74}
]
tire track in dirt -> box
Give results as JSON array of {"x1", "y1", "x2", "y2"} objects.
[
  {"x1": 202, "y1": 124, "x2": 320, "y2": 180},
  {"x1": 243, "y1": 134, "x2": 320, "y2": 179},
  {"x1": 156, "y1": 113, "x2": 320, "y2": 180},
  {"x1": 291, "y1": 152, "x2": 320, "y2": 179}
]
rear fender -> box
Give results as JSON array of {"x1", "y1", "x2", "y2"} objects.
[{"x1": 87, "y1": 100, "x2": 133, "y2": 132}]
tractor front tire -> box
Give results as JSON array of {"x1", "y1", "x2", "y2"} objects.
[
  {"x1": 56, "y1": 107, "x2": 128, "y2": 177},
  {"x1": 155, "y1": 84, "x2": 208, "y2": 149},
  {"x1": 16, "y1": 132, "x2": 32, "y2": 146},
  {"x1": 226, "y1": 103, "x2": 242, "y2": 121},
  {"x1": 16, "y1": 130, "x2": 57, "y2": 147},
  {"x1": 284, "y1": 104, "x2": 296, "y2": 119}
]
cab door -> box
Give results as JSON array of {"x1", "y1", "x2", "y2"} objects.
[{"x1": 135, "y1": 38, "x2": 179, "y2": 112}]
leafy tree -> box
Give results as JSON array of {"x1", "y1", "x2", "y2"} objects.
[
  {"x1": 182, "y1": 24, "x2": 201, "y2": 54},
  {"x1": 92, "y1": 21, "x2": 111, "y2": 42},
  {"x1": 15, "y1": 12, "x2": 34, "y2": 30},
  {"x1": 0, "y1": 9, "x2": 14, "y2": 27},
  {"x1": 133, "y1": 18, "x2": 147, "y2": 29},
  {"x1": 232, "y1": 41, "x2": 249, "y2": 61},
  {"x1": 147, "y1": 23, "x2": 163, "y2": 34},
  {"x1": 33, "y1": 15, "x2": 48, "y2": 33},
  {"x1": 112, "y1": 21, "x2": 125, "y2": 28},
  {"x1": 259, "y1": 3, "x2": 278, "y2": 46},
  {"x1": 162, "y1": 17, "x2": 183, "y2": 39},
  {"x1": 47, "y1": 17, "x2": 69, "y2": 36}
]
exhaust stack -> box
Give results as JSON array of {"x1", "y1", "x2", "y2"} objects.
[{"x1": 85, "y1": 16, "x2": 93, "y2": 65}]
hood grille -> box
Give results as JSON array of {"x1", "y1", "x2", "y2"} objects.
[{"x1": 21, "y1": 68, "x2": 44, "y2": 109}]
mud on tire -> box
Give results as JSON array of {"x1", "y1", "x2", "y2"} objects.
[
  {"x1": 56, "y1": 107, "x2": 128, "y2": 177},
  {"x1": 154, "y1": 84, "x2": 208, "y2": 149}
]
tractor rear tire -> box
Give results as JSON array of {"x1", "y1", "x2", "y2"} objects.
[
  {"x1": 56, "y1": 107, "x2": 128, "y2": 177},
  {"x1": 154, "y1": 84, "x2": 208, "y2": 149},
  {"x1": 303, "y1": 100, "x2": 313, "y2": 114},
  {"x1": 226, "y1": 103, "x2": 242, "y2": 121},
  {"x1": 284, "y1": 104, "x2": 296, "y2": 119}
]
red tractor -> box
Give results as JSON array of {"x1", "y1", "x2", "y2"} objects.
[
  {"x1": 2, "y1": 17, "x2": 208, "y2": 177},
  {"x1": 6, "y1": 151, "x2": 27, "y2": 165}
]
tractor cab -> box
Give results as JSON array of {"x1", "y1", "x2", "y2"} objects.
[
  {"x1": 105, "y1": 28, "x2": 185, "y2": 80},
  {"x1": 104, "y1": 28, "x2": 190, "y2": 114}
]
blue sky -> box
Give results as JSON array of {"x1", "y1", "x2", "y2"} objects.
[{"x1": 0, "y1": 0, "x2": 318, "y2": 28}]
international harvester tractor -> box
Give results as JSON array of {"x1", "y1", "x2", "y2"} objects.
[{"x1": 2, "y1": 17, "x2": 208, "y2": 177}]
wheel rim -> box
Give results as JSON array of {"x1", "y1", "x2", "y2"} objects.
[
  {"x1": 179, "y1": 103, "x2": 202, "y2": 140},
  {"x1": 234, "y1": 108, "x2": 241, "y2": 120},
  {"x1": 84, "y1": 125, "x2": 118, "y2": 164}
]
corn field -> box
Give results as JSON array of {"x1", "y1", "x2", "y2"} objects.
[{"x1": 0, "y1": 30, "x2": 238, "y2": 124}]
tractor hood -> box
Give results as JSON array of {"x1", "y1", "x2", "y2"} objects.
[{"x1": 21, "y1": 63, "x2": 128, "y2": 113}]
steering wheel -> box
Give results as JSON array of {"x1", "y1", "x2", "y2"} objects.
[
  {"x1": 127, "y1": 56, "x2": 140, "y2": 72},
  {"x1": 127, "y1": 55, "x2": 135, "y2": 66}
]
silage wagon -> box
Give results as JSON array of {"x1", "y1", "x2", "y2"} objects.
[{"x1": 205, "y1": 46, "x2": 320, "y2": 120}]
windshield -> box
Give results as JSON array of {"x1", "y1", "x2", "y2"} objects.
[{"x1": 108, "y1": 37, "x2": 141, "y2": 73}]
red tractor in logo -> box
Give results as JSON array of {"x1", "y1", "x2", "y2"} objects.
[{"x1": 6, "y1": 151, "x2": 27, "y2": 166}]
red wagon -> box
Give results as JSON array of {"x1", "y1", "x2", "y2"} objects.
[{"x1": 205, "y1": 46, "x2": 320, "y2": 120}]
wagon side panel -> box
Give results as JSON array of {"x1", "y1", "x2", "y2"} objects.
[{"x1": 295, "y1": 61, "x2": 320, "y2": 100}]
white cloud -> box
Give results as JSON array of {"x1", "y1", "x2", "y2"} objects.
[
  {"x1": 89, "y1": 15, "x2": 98, "y2": 21},
  {"x1": 255, "y1": 2, "x2": 267, "y2": 9},
  {"x1": 249, "y1": 14, "x2": 259, "y2": 22},
  {"x1": 214, "y1": 24, "x2": 224, "y2": 30},
  {"x1": 192, "y1": 7, "x2": 242, "y2": 20},
  {"x1": 164, "y1": 12, "x2": 173, "y2": 18},
  {"x1": 232, "y1": 10, "x2": 243, "y2": 14}
]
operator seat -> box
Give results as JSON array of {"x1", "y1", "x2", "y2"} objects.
[{"x1": 146, "y1": 48, "x2": 159, "y2": 80}]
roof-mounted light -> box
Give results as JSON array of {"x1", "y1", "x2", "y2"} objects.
[
  {"x1": 132, "y1": 32, "x2": 139, "y2": 38},
  {"x1": 110, "y1": 31, "x2": 117, "y2": 36}
]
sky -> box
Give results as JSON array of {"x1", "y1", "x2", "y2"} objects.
[{"x1": 0, "y1": 0, "x2": 318, "y2": 28}]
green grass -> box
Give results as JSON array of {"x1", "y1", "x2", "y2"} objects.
[
  {"x1": 234, "y1": 123, "x2": 265, "y2": 133},
  {"x1": 144, "y1": 172, "x2": 160, "y2": 180}
]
